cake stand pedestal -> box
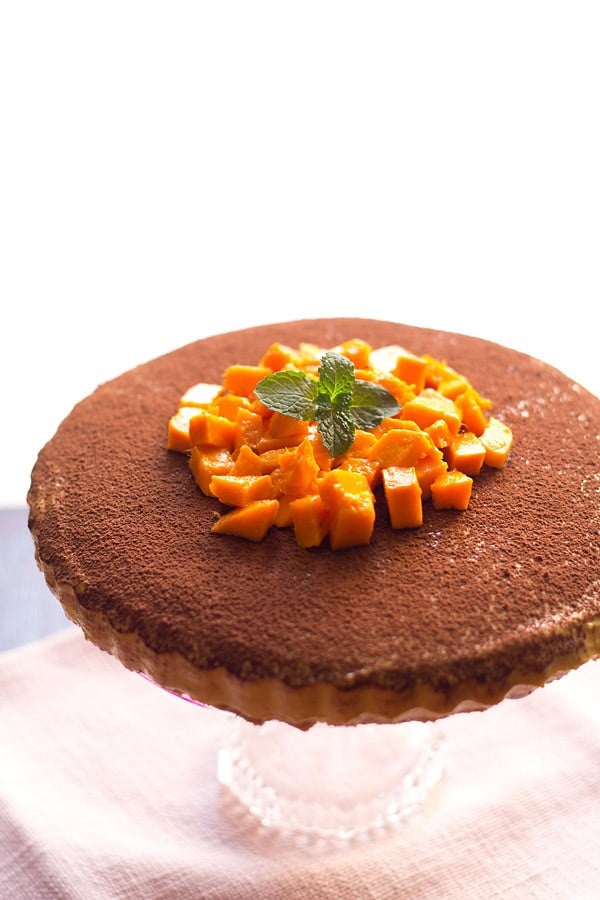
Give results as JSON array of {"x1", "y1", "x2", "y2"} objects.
[{"x1": 217, "y1": 715, "x2": 444, "y2": 840}]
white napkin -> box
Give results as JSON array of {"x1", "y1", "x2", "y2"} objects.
[{"x1": 1, "y1": 628, "x2": 599, "y2": 899}]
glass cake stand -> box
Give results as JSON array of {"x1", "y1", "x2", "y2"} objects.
[{"x1": 215, "y1": 713, "x2": 445, "y2": 840}]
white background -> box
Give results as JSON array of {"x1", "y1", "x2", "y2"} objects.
[{"x1": 1, "y1": 2, "x2": 598, "y2": 508}]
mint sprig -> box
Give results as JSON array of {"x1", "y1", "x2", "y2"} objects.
[{"x1": 255, "y1": 351, "x2": 401, "y2": 456}]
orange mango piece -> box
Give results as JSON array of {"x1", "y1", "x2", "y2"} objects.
[
  {"x1": 271, "y1": 438, "x2": 320, "y2": 497},
  {"x1": 259, "y1": 342, "x2": 303, "y2": 372},
  {"x1": 234, "y1": 407, "x2": 265, "y2": 450},
  {"x1": 422, "y1": 355, "x2": 463, "y2": 390},
  {"x1": 368, "y1": 427, "x2": 434, "y2": 469},
  {"x1": 273, "y1": 494, "x2": 295, "y2": 527},
  {"x1": 167, "y1": 406, "x2": 199, "y2": 453},
  {"x1": 254, "y1": 430, "x2": 308, "y2": 452},
  {"x1": 290, "y1": 494, "x2": 329, "y2": 548},
  {"x1": 209, "y1": 473, "x2": 274, "y2": 507},
  {"x1": 189, "y1": 411, "x2": 238, "y2": 450},
  {"x1": 415, "y1": 451, "x2": 448, "y2": 500},
  {"x1": 480, "y1": 416, "x2": 513, "y2": 468},
  {"x1": 368, "y1": 345, "x2": 428, "y2": 393},
  {"x1": 214, "y1": 393, "x2": 252, "y2": 421},
  {"x1": 400, "y1": 389, "x2": 461, "y2": 436},
  {"x1": 305, "y1": 425, "x2": 333, "y2": 471},
  {"x1": 230, "y1": 444, "x2": 264, "y2": 476},
  {"x1": 437, "y1": 377, "x2": 470, "y2": 400},
  {"x1": 249, "y1": 397, "x2": 273, "y2": 418},
  {"x1": 345, "y1": 428, "x2": 378, "y2": 459},
  {"x1": 382, "y1": 466, "x2": 423, "y2": 529},
  {"x1": 268, "y1": 412, "x2": 309, "y2": 441},
  {"x1": 372, "y1": 372, "x2": 416, "y2": 407},
  {"x1": 298, "y1": 342, "x2": 324, "y2": 364},
  {"x1": 189, "y1": 446, "x2": 234, "y2": 496},
  {"x1": 223, "y1": 365, "x2": 272, "y2": 398},
  {"x1": 431, "y1": 470, "x2": 473, "y2": 511},
  {"x1": 392, "y1": 350, "x2": 428, "y2": 394},
  {"x1": 318, "y1": 469, "x2": 375, "y2": 550},
  {"x1": 446, "y1": 432, "x2": 486, "y2": 476},
  {"x1": 338, "y1": 456, "x2": 381, "y2": 488},
  {"x1": 372, "y1": 418, "x2": 421, "y2": 437},
  {"x1": 454, "y1": 388, "x2": 488, "y2": 436},
  {"x1": 211, "y1": 499, "x2": 279, "y2": 542},
  {"x1": 179, "y1": 382, "x2": 223, "y2": 408},
  {"x1": 256, "y1": 447, "x2": 287, "y2": 473},
  {"x1": 425, "y1": 418, "x2": 454, "y2": 450},
  {"x1": 336, "y1": 338, "x2": 372, "y2": 369}
]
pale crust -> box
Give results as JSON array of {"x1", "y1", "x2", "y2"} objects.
[{"x1": 37, "y1": 545, "x2": 600, "y2": 730}]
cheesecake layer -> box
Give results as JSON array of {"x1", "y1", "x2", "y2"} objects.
[{"x1": 28, "y1": 318, "x2": 600, "y2": 726}]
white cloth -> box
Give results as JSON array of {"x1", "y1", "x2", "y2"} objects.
[{"x1": 1, "y1": 628, "x2": 599, "y2": 899}]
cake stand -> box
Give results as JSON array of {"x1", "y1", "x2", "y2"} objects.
[{"x1": 212, "y1": 707, "x2": 445, "y2": 840}]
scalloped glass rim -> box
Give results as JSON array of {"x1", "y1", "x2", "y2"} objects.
[{"x1": 217, "y1": 716, "x2": 445, "y2": 840}]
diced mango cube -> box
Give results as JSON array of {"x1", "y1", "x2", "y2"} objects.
[
  {"x1": 290, "y1": 494, "x2": 329, "y2": 548},
  {"x1": 268, "y1": 411, "x2": 309, "y2": 441},
  {"x1": 382, "y1": 467, "x2": 423, "y2": 528},
  {"x1": 454, "y1": 388, "x2": 488, "y2": 436},
  {"x1": 437, "y1": 376, "x2": 469, "y2": 400},
  {"x1": 273, "y1": 494, "x2": 294, "y2": 527},
  {"x1": 214, "y1": 393, "x2": 252, "y2": 421},
  {"x1": 209, "y1": 474, "x2": 274, "y2": 507},
  {"x1": 234, "y1": 407, "x2": 265, "y2": 450},
  {"x1": 230, "y1": 444, "x2": 265, "y2": 476},
  {"x1": 345, "y1": 428, "x2": 378, "y2": 458},
  {"x1": 338, "y1": 456, "x2": 381, "y2": 488},
  {"x1": 480, "y1": 416, "x2": 513, "y2": 468},
  {"x1": 257, "y1": 448, "x2": 287, "y2": 473},
  {"x1": 431, "y1": 470, "x2": 473, "y2": 511},
  {"x1": 270, "y1": 438, "x2": 320, "y2": 497},
  {"x1": 368, "y1": 427, "x2": 434, "y2": 469},
  {"x1": 446, "y1": 432, "x2": 486, "y2": 476},
  {"x1": 189, "y1": 446, "x2": 234, "y2": 496},
  {"x1": 425, "y1": 418, "x2": 454, "y2": 449},
  {"x1": 258, "y1": 342, "x2": 303, "y2": 372},
  {"x1": 179, "y1": 382, "x2": 223, "y2": 408},
  {"x1": 336, "y1": 338, "x2": 372, "y2": 369},
  {"x1": 211, "y1": 500, "x2": 279, "y2": 541},
  {"x1": 305, "y1": 425, "x2": 333, "y2": 471},
  {"x1": 318, "y1": 470, "x2": 375, "y2": 550},
  {"x1": 223, "y1": 365, "x2": 272, "y2": 398},
  {"x1": 167, "y1": 406, "x2": 199, "y2": 453},
  {"x1": 392, "y1": 350, "x2": 428, "y2": 394},
  {"x1": 400, "y1": 389, "x2": 461, "y2": 436},
  {"x1": 415, "y1": 451, "x2": 448, "y2": 500},
  {"x1": 369, "y1": 345, "x2": 428, "y2": 393},
  {"x1": 189, "y1": 411, "x2": 238, "y2": 450}
]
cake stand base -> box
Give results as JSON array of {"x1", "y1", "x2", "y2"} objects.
[{"x1": 217, "y1": 716, "x2": 444, "y2": 840}]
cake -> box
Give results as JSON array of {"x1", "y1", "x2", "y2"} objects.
[{"x1": 27, "y1": 318, "x2": 600, "y2": 729}]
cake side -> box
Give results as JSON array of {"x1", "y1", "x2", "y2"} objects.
[{"x1": 30, "y1": 536, "x2": 600, "y2": 728}]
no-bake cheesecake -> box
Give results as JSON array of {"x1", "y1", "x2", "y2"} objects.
[{"x1": 28, "y1": 318, "x2": 600, "y2": 728}]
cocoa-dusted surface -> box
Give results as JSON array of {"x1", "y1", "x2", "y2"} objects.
[{"x1": 28, "y1": 319, "x2": 600, "y2": 695}]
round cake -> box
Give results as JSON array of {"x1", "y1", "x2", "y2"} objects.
[{"x1": 27, "y1": 318, "x2": 600, "y2": 729}]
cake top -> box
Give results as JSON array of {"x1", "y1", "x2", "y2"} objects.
[{"x1": 28, "y1": 318, "x2": 600, "y2": 698}]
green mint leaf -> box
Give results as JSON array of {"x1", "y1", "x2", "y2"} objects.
[
  {"x1": 317, "y1": 352, "x2": 354, "y2": 404},
  {"x1": 255, "y1": 349, "x2": 401, "y2": 457},
  {"x1": 350, "y1": 379, "x2": 401, "y2": 430},
  {"x1": 255, "y1": 370, "x2": 318, "y2": 420},
  {"x1": 316, "y1": 406, "x2": 356, "y2": 457}
]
